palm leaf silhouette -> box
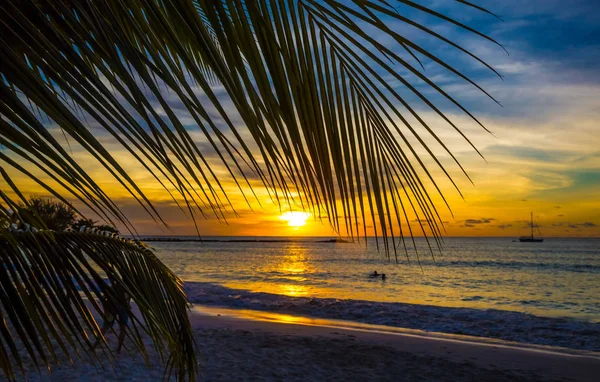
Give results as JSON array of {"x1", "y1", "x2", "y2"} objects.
[{"x1": 0, "y1": 0, "x2": 501, "y2": 379}]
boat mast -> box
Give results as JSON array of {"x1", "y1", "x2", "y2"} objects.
[{"x1": 530, "y1": 212, "x2": 534, "y2": 238}]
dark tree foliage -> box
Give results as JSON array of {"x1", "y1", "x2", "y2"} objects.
[{"x1": 16, "y1": 196, "x2": 76, "y2": 231}]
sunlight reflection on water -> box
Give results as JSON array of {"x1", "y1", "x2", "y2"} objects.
[{"x1": 150, "y1": 237, "x2": 600, "y2": 321}]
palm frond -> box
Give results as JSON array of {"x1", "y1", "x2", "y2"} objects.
[
  {"x1": 0, "y1": 228, "x2": 197, "y2": 381},
  {"x1": 0, "y1": 0, "x2": 502, "y2": 251}
]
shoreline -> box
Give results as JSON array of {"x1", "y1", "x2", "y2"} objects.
[
  {"x1": 192, "y1": 304, "x2": 600, "y2": 358},
  {"x1": 185, "y1": 282, "x2": 600, "y2": 351}
]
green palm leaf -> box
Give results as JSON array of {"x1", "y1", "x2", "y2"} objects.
[{"x1": 1, "y1": 0, "x2": 502, "y2": 379}]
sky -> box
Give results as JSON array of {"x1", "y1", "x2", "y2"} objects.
[{"x1": 4, "y1": 0, "x2": 600, "y2": 237}]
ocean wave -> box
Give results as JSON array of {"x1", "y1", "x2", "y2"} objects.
[
  {"x1": 275, "y1": 257, "x2": 600, "y2": 273},
  {"x1": 186, "y1": 282, "x2": 600, "y2": 352},
  {"x1": 439, "y1": 260, "x2": 600, "y2": 273}
]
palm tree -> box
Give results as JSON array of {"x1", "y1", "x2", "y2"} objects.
[
  {"x1": 0, "y1": 0, "x2": 503, "y2": 380},
  {"x1": 12, "y1": 196, "x2": 77, "y2": 230}
]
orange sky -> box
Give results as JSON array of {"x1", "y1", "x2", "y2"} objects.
[
  {"x1": 4, "y1": 103, "x2": 599, "y2": 239},
  {"x1": 3, "y1": 129, "x2": 600, "y2": 237},
  {"x1": 3, "y1": 99, "x2": 599, "y2": 238}
]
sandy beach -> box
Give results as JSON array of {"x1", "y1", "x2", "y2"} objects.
[{"x1": 14, "y1": 305, "x2": 600, "y2": 381}]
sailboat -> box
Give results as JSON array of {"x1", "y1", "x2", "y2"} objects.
[{"x1": 519, "y1": 212, "x2": 544, "y2": 242}]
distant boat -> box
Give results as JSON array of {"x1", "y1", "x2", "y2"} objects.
[{"x1": 519, "y1": 212, "x2": 544, "y2": 243}]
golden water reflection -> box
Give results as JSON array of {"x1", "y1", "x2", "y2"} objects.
[
  {"x1": 260, "y1": 244, "x2": 315, "y2": 297},
  {"x1": 277, "y1": 284, "x2": 309, "y2": 297}
]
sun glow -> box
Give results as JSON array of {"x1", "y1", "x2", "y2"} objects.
[{"x1": 280, "y1": 211, "x2": 310, "y2": 227}]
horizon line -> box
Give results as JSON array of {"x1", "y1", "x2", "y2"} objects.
[{"x1": 127, "y1": 234, "x2": 599, "y2": 239}]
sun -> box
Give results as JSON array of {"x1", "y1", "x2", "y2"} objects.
[{"x1": 280, "y1": 211, "x2": 310, "y2": 227}]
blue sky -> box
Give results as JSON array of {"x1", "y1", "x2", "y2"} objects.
[{"x1": 320, "y1": 0, "x2": 600, "y2": 237}]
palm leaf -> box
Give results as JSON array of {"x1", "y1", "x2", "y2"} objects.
[
  {"x1": 0, "y1": 0, "x2": 502, "y2": 379},
  {"x1": 0, "y1": 228, "x2": 197, "y2": 381}
]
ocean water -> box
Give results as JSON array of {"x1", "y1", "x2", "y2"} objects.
[{"x1": 148, "y1": 236, "x2": 600, "y2": 323}]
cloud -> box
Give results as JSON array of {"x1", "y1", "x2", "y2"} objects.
[
  {"x1": 464, "y1": 218, "x2": 495, "y2": 225},
  {"x1": 460, "y1": 218, "x2": 495, "y2": 228},
  {"x1": 565, "y1": 222, "x2": 597, "y2": 229}
]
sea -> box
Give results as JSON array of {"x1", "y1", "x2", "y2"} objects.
[{"x1": 145, "y1": 236, "x2": 600, "y2": 350}]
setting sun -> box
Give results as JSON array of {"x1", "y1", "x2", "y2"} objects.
[{"x1": 279, "y1": 211, "x2": 310, "y2": 227}]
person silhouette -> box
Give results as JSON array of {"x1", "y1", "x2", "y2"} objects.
[
  {"x1": 92, "y1": 282, "x2": 131, "y2": 353},
  {"x1": 381, "y1": 273, "x2": 387, "y2": 281}
]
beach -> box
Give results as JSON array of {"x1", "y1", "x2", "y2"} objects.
[{"x1": 17, "y1": 305, "x2": 600, "y2": 381}]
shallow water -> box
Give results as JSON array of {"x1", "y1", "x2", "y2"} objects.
[{"x1": 148, "y1": 236, "x2": 600, "y2": 322}]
